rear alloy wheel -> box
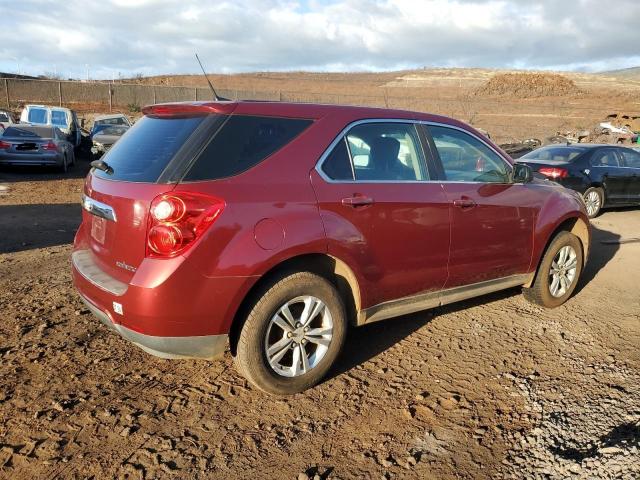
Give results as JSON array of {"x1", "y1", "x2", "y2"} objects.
[
  {"x1": 523, "y1": 231, "x2": 583, "y2": 308},
  {"x1": 235, "y1": 271, "x2": 347, "y2": 395},
  {"x1": 583, "y1": 187, "x2": 603, "y2": 218},
  {"x1": 264, "y1": 296, "x2": 334, "y2": 377}
]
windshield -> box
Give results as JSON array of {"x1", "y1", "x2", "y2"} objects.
[
  {"x1": 521, "y1": 146, "x2": 586, "y2": 163},
  {"x1": 95, "y1": 116, "x2": 129, "y2": 126}
]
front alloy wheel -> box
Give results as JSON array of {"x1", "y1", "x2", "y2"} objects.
[
  {"x1": 548, "y1": 246, "x2": 578, "y2": 298},
  {"x1": 522, "y1": 231, "x2": 583, "y2": 308}
]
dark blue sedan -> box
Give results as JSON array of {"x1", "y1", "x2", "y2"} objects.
[{"x1": 517, "y1": 144, "x2": 640, "y2": 218}]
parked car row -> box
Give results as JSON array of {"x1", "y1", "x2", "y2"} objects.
[{"x1": 0, "y1": 107, "x2": 131, "y2": 170}]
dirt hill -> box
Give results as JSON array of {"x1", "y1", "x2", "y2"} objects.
[{"x1": 475, "y1": 73, "x2": 582, "y2": 98}]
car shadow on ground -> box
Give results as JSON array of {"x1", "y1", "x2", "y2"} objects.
[
  {"x1": 0, "y1": 203, "x2": 81, "y2": 254},
  {"x1": 328, "y1": 223, "x2": 620, "y2": 381},
  {"x1": 0, "y1": 158, "x2": 92, "y2": 183}
]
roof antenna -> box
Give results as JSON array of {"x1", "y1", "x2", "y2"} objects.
[{"x1": 195, "y1": 53, "x2": 228, "y2": 101}]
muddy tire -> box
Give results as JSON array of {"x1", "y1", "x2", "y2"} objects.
[
  {"x1": 583, "y1": 187, "x2": 604, "y2": 218},
  {"x1": 235, "y1": 271, "x2": 347, "y2": 395},
  {"x1": 523, "y1": 231, "x2": 583, "y2": 308}
]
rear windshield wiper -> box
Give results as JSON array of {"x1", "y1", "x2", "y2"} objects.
[{"x1": 91, "y1": 159, "x2": 114, "y2": 175}]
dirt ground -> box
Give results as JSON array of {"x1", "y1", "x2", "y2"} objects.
[{"x1": 0, "y1": 159, "x2": 639, "y2": 480}]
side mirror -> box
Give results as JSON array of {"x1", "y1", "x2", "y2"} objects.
[{"x1": 512, "y1": 163, "x2": 533, "y2": 183}]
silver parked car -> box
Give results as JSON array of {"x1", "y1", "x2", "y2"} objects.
[
  {"x1": 0, "y1": 125, "x2": 75, "y2": 172},
  {"x1": 91, "y1": 125, "x2": 129, "y2": 159}
]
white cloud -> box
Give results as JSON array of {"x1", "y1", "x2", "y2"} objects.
[{"x1": 1, "y1": 0, "x2": 639, "y2": 78}]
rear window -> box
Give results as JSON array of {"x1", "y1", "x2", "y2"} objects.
[
  {"x1": 50, "y1": 110, "x2": 67, "y2": 127},
  {"x1": 521, "y1": 147, "x2": 586, "y2": 162},
  {"x1": 0, "y1": 112, "x2": 10, "y2": 122},
  {"x1": 96, "y1": 116, "x2": 128, "y2": 126},
  {"x1": 3, "y1": 126, "x2": 53, "y2": 138},
  {"x1": 183, "y1": 115, "x2": 312, "y2": 181},
  {"x1": 28, "y1": 108, "x2": 47, "y2": 124},
  {"x1": 93, "y1": 115, "x2": 206, "y2": 182}
]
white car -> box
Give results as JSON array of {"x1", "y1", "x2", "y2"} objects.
[
  {"x1": 0, "y1": 109, "x2": 14, "y2": 130},
  {"x1": 19, "y1": 105, "x2": 82, "y2": 147}
]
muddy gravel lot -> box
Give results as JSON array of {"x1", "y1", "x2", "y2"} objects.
[{"x1": 0, "y1": 162, "x2": 639, "y2": 480}]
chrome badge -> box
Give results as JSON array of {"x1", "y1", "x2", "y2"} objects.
[{"x1": 116, "y1": 261, "x2": 137, "y2": 273}]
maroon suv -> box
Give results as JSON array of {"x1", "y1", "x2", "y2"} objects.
[{"x1": 72, "y1": 101, "x2": 590, "y2": 394}]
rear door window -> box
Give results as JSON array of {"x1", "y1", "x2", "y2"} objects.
[
  {"x1": 620, "y1": 149, "x2": 640, "y2": 168},
  {"x1": 591, "y1": 150, "x2": 620, "y2": 167},
  {"x1": 184, "y1": 115, "x2": 312, "y2": 181},
  {"x1": 345, "y1": 122, "x2": 428, "y2": 181},
  {"x1": 28, "y1": 108, "x2": 48, "y2": 124},
  {"x1": 93, "y1": 115, "x2": 207, "y2": 182}
]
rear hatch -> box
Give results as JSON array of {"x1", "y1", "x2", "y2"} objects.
[{"x1": 81, "y1": 108, "x2": 224, "y2": 283}]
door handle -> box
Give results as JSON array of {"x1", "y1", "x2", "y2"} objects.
[
  {"x1": 342, "y1": 194, "x2": 374, "y2": 207},
  {"x1": 453, "y1": 197, "x2": 477, "y2": 210}
]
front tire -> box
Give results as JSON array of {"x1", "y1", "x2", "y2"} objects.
[
  {"x1": 523, "y1": 231, "x2": 583, "y2": 308},
  {"x1": 583, "y1": 187, "x2": 603, "y2": 218},
  {"x1": 235, "y1": 271, "x2": 347, "y2": 395}
]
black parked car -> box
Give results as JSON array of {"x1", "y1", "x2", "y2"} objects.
[{"x1": 517, "y1": 144, "x2": 640, "y2": 218}]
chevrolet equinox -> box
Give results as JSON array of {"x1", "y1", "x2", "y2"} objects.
[{"x1": 72, "y1": 101, "x2": 591, "y2": 394}]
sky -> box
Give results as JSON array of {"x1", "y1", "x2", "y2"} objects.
[{"x1": 1, "y1": 0, "x2": 639, "y2": 79}]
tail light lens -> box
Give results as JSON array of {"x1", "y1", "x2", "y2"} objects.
[
  {"x1": 146, "y1": 192, "x2": 225, "y2": 258},
  {"x1": 538, "y1": 167, "x2": 568, "y2": 179},
  {"x1": 43, "y1": 141, "x2": 58, "y2": 151},
  {"x1": 0, "y1": 140, "x2": 10, "y2": 150}
]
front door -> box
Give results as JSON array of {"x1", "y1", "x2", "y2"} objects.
[
  {"x1": 311, "y1": 121, "x2": 450, "y2": 309},
  {"x1": 425, "y1": 124, "x2": 537, "y2": 288}
]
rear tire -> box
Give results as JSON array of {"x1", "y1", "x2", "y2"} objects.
[
  {"x1": 235, "y1": 271, "x2": 347, "y2": 395},
  {"x1": 523, "y1": 231, "x2": 583, "y2": 308},
  {"x1": 60, "y1": 155, "x2": 68, "y2": 173},
  {"x1": 583, "y1": 187, "x2": 603, "y2": 218}
]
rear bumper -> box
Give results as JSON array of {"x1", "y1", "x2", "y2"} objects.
[
  {"x1": 0, "y1": 152, "x2": 61, "y2": 165},
  {"x1": 71, "y1": 244, "x2": 255, "y2": 359},
  {"x1": 78, "y1": 293, "x2": 227, "y2": 359}
]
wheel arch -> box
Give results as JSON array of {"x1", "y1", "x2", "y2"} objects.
[
  {"x1": 228, "y1": 253, "x2": 361, "y2": 356},
  {"x1": 524, "y1": 215, "x2": 590, "y2": 288}
]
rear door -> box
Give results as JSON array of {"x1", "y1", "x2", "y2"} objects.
[
  {"x1": 311, "y1": 121, "x2": 450, "y2": 309},
  {"x1": 590, "y1": 148, "x2": 627, "y2": 204},
  {"x1": 618, "y1": 148, "x2": 640, "y2": 203},
  {"x1": 425, "y1": 124, "x2": 537, "y2": 288}
]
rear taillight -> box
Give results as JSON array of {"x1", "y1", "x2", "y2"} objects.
[
  {"x1": 0, "y1": 140, "x2": 10, "y2": 150},
  {"x1": 43, "y1": 141, "x2": 58, "y2": 151},
  {"x1": 146, "y1": 192, "x2": 225, "y2": 258},
  {"x1": 538, "y1": 167, "x2": 568, "y2": 179}
]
